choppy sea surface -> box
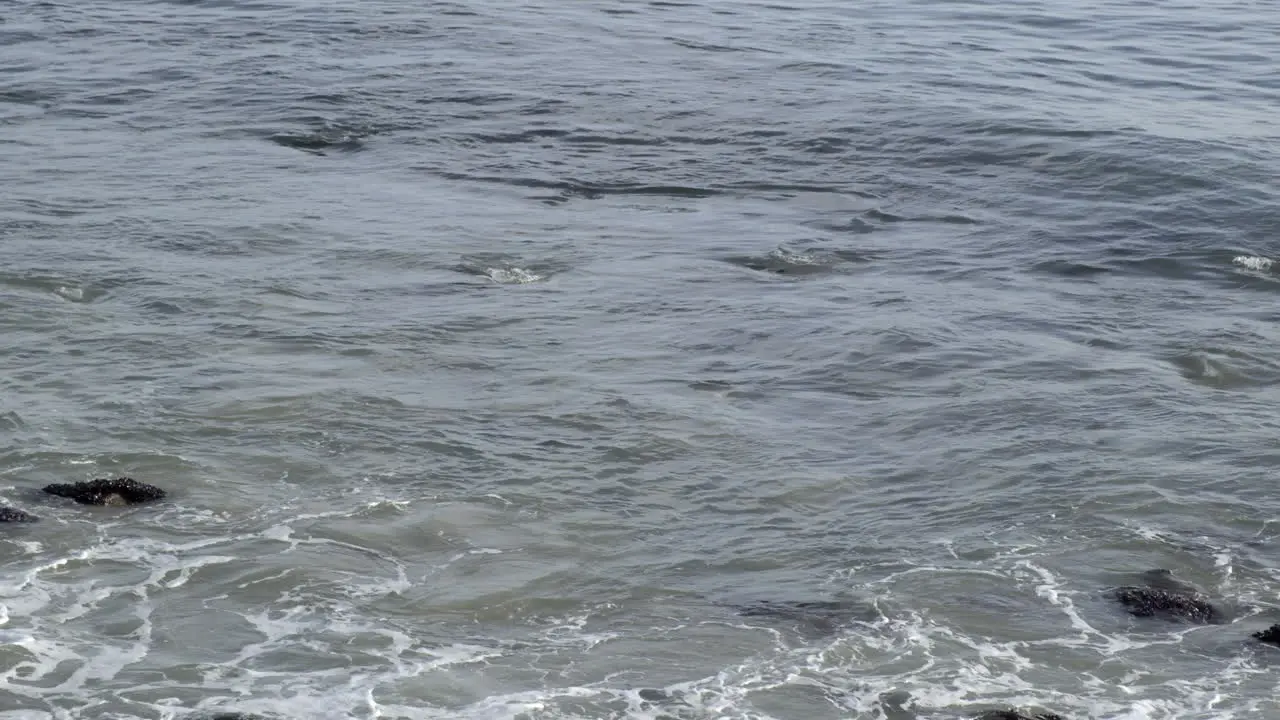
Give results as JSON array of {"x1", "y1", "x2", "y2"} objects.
[{"x1": 3, "y1": 1, "x2": 1280, "y2": 718}]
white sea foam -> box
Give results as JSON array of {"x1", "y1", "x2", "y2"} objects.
[
  {"x1": 767, "y1": 248, "x2": 822, "y2": 265},
  {"x1": 53, "y1": 285, "x2": 84, "y2": 301},
  {"x1": 485, "y1": 267, "x2": 544, "y2": 284},
  {"x1": 1233, "y1": 255, "x2": 1275, "y2": 271},
  {"x1": 3, "y1": 501, "x2": 1271, "y2": 720}
]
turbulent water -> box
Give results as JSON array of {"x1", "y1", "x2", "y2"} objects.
[{"x1": 2, "y1": 1, "x2": 1280, "y2": 718}]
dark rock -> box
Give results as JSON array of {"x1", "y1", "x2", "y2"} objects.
[
  {"x1": 1252, "y1": 624, "x2": 1280, "y2": 646},
  {"x1": 1106, "y1": 571, "x2": 1222, "y2": 624},
  {"x1": 1110, "y1": 585, "x2": 1221, "y2": 624},
  {"x1": 975, "y1": 711, "x2": 1066, "y2": 720},
  {"x1": 0, "y1": 506, "x2": 38, "y2": 523},
  {"x1": 43, "y1": 477, "x2": 166, "y2": 506}
]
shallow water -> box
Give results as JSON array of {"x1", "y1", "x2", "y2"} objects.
[{"x1": 3, "y1": 1, "x2": 1280, "y2": 718}]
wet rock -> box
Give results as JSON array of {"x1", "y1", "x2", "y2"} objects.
[
  {"x1": 637, "y1": 688, "x2": 670, "y2": 702},
  {"x1": 975, "y1": 711, "x2": 1066, "y2": 720},
  {"x1": 1108, "y1": 570, "x2": 1222, "y2": 624},
  {"x1": 0, "y1": 506, "x2": 39, "y2": 522},
  {"x1": 43, "y1": 477, "x2": 166, "y2": 506},
  {"x1": 1110, "y1": 585, "x2": 1221, "y2": 624},
  {"x1": 1252, "y1": 624, "x2": 1280, "y2": 646}
]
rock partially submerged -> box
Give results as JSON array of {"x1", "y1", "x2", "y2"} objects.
[
  {"x1": 1111, "y1": 585, "x2": 1221, "y2": 623},
  {"x1": 1109, "y1": 569, "x2": 1223, "y2": 624},
  {"x1": 1253, "y1": 624, "x2": 1280, "y2": 646},
  {"x1": 976, "y1": 711, "x2": 1066, "y2": 720},
  {"x1": 0, "y1": 506, "x2": 39, "y2": 523},
  {"x1": 43, "y1": 477, "x2": 166, "y2": 506}
]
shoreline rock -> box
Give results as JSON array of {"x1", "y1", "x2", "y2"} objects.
[
  {"x1": 42, "y1": 477, "x2": 166, "y2": 506},
  {"x1": 0, "y1": 506, "x2": 39, "y2": 523}
]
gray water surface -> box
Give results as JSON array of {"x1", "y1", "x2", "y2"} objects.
[{"x1": 3, "y1": 1, "x2": 1280, "y2": 718}]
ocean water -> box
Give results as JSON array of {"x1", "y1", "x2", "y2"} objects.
[{"x1": 2, "y1": 1, "x2": 1280, "y2": 718}]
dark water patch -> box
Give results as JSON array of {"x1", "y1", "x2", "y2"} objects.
[
  {"x1": 1167, "y1": 347, "x2": 1280, "y2": 390},
  {"x1": 733, "y1": 129, "x2": 789, "y2": 139},
  {"x1": 777, "y1": 61, "x2": 852, "y2": 73},
  {"x1": 732, "y1": 598, "x2": 879, "y2": 632},
  {"x1": 467, "y1": 128, "x2": 571, "y2": 144},
  {"x1": 668, "y1": 37, "x2": 775, "y2": 54},
  {"x1": 1077, "y1": 68, "x2": 1214, "y2": 94},
  {"x1": 216, "y1": 326, "x2": 383, "y2": 356},
  {"x1": 1032, "y1": 260, "x2": 1112, "y2": 278},
  {"x1": 0, "y1": 30, "x2": 42, "y2": 46},
  {"x1": 142, "y1": 229, "x2": 258, "y2": 257},
  {"x1": 267, "y1": 131, "x2": 366, "y2": 155},
  {"x1": 421, "y1": 92, "x2": 521, "y2": 107},
  {"x1": 566, "y1": 133, "x2": 666, "y2": 147},
  {"x1": 0, "y1": 88, "x2": 51, "y2": 105},
  {"x1": 956, "y1": 120, "x2": 1133, "y2": 141},
  {"x1": 1111, "y1": 254, "x2": 1220, "y2": 282},
  {"x1": 247, "y1": 117, "x2": 390, "y2": 155},
  {"x1": 549, "y1": 183, "x2": 716, "y2": 201},
  {"x1": 77, "y1": 88, "x2": 157, "y2": 106},
  {"x1": 298, "y1": 93, "x2": 350, "y2": 106},
  {"x1": 429, "y1": 171, "x2": 719, "y2": 204},
  {"x1": 50, "y1": 106, "x2": 115, "y2": 120},
  {"x1": 863, "y1": 208, "x2": 981, "y2": 225},
  {"x1": 687, "y1": 379, "x2": 739, "y2": 393},
  {"x1": 462, "y1": 127, "x2": 672, "y2": 148},
  {"x1": 156, "y1": 0, "x2": 292, "y2": 9},
  {"x1": 789, "y1": 135, "x2": 853, "y2": 154},
  {"x1": 724, "y1": 181, "x2": 875, "y2": 199},
  {"x1": 140, "y1": 299, "x2": 186, "y2": 316},
  {"x1": 807, "y1": 216, "x2": 877, "y2": 234},
  {"x1": 257, "y1": 284, "x2": 348, "y2": 315},
  {"x1": 12, "y1": 197, "x2": 100, "y2": 218}
]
